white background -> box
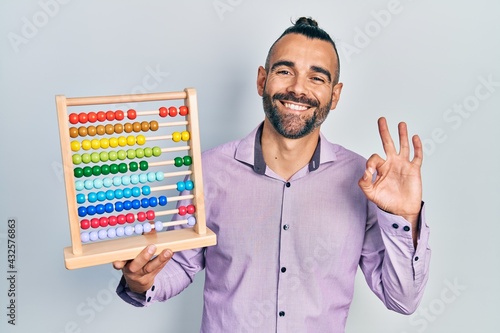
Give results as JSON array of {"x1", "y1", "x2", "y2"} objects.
[{"x1": 1, "y1": 0, "x2": 499, "y2": 332}]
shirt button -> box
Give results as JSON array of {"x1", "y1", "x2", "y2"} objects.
[
  {"x1": 147, "y1": 296, "x2": 151, "y2": 302},
  {"x1": 285, "y1": 182, "x2": 291, "y2": 188},
  {"x1": 279, "y1": 311, "x2": 285, "y2": 317},
  {"x1": 283, "y1": 224, "x2": 289, "y2": 230},
  {"x1": 151, "y1": 285, "x2": 155, "y2": 291},
  {"x1": 281, "y1": 267, "x2": 286, "y2": 273},
  {"x1": 392, "y1": 223, "x2": 399, "y2": 229},
  {"x1": 403, "y1": 226, "x2": 410, "y2": 232},
  {"x1": 415, "y1": 256, "x2": 419, "y2": 261}
]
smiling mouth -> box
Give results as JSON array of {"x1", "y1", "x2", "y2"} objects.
[{"x1": 281, "y1": 101, "x2": 310, "y2": 111}]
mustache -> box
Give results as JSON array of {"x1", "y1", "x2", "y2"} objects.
[{"x1": 272, "y1": 92, "x2": 319, "y2": 108}]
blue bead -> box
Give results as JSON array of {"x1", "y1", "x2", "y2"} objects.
[
  {"x1": 149, "y1": 197, "x2": 158, "y2": 207},
  {"x1": 159, "y1": 196, "x2": 167, "y2": 206},
  {"x1": 131, "y1": 187, "x2": 141, "y2": 197},
  {"x1": 115, "y1": 201, "x2": 124, "y2": 212},
  {"x1": 105, "y1": 203, "x2": 114, "y2": 213},
  {"x1": 141, "y1": 198, "x2": 150, "y2": 208},
  {"x1": 84, "y1": 180, "x2": 94, "y2": 190},
  {"x1": 93, "y1": 178, "x2": 103, "y2": 189},
  {"x1": 121, "y1": 175, "x2": 131, "y2": 186},
  {"x1": 130, "y1": 174, "x2": 140, "y2": 184},
  {"x1": 113, "y1": 176, "x2": 122, "y2": 186},
  {"x1": 176, "y1": 181, "x2": 185, "y2": 192},
  {"x1": 87, "y1": 192, "x2": 97, "y2": 203},
  {"x1": 123, "y1": 188, "x2": 132, "y2": 198},
  {"x1": 123, "y1": 200, "x2": 132, "y2": 210},
  {"x1": 95, "y1": 204, "x2": 105, "y2": 214},
  {"x1": 114, "y1": 189, "x2": 124, "y2": 199},
  {"x1": 156, "y1": 171, "x2": 164, "y2": 181},
  {"x1": 86, "y1": 205, "x2": 96, "y2": 216},
  {"x1": 78, "y1": 206, "x2": 87, "y2": 217},
  {"x1": 76, "y1": 194, "x2": 86, "y2": 204},
  {"x1": 142, "y1": 186, "x2": 151, "y2": 196},
  {"x1": 139, "y1": 174, "x2": 148, "y2": 183},
  {"x1": 147, "y1": 172, "x2": 156, "y2": 182},
  {"x1": 103, "y1": 177, "x2": 113, "y2": 188},
  {"x1": 106, "y1": 190, "x2": 115, "y2": 200},
  {"x1": 97, "y1": 191, "x2": 106, "y2": 201},
  {"x1": 185, "y1": 180, "x2": 194, "y2": 190},
  {"x1": 131, "y1": 199, "x2": 141, "y2": 209}
]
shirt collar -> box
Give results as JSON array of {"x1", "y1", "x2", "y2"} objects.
[{"x1": 235, "y1": 122, "x2": 336, "y2": 175}]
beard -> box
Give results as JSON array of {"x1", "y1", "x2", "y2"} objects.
[{"x1": 262, "y1": 90, "x2": 332, "y2": 139}]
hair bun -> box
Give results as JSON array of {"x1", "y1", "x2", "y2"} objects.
[{"x1": 294, "y1": 17, "x2": 319, "y2": 27}]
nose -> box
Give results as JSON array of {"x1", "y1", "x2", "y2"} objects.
[{"x1": 286, "y1": 75, "x2": 308, "y2": 96}]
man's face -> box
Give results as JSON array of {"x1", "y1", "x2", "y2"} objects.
[{"x1": 257, "y1": 33, "x2": 342, "y2": 139}]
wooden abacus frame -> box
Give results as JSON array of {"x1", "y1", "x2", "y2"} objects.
[{"x1": 56, "y1": 88, "x2": 216, "y2": 269}]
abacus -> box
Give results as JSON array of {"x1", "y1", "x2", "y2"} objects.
[{"x1": 56, "y1": 88, "x2": 216, "y2": 270}]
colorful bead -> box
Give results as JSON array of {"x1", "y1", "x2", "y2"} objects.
[
  {"x1": 133, "y1": 122, "x2": 141, "y2": 132},
  {"x1": 136, "y1": 135, "x2": 146, "y2": 145},
  {"x1": 179, "y1": 106, "x2": 188, "y2": 116},
  {"x1": 141, "y1": 121, "x2": 150, "y2": 132},
  {"x1": 78, "y1": 126, "x2": 87, "y2": 137},
  {"x1": 83, "y1": 166, "x2": 93, "y2": 177},
  {"x1": 91, "y1": 152, "x2": 100, "y2": 163},
  {"x1": 96, "y1": 125, "x2": 106, "y2": 135},
  {"x1": 126, "y1": 213, "x2": 135, "y2": 223},
  {"x1": 81, "y1": 153, "x2": 91, "y2": 164},
  {"x1": 70, "y1": 141, "x2": 81, "y2": 152},
  {"x1": 87, "y1": 192, "x2": 97, "y2": 203},
  {"x1": 134, "y1": 224, "x2": 143, "y2": 235},
  {"x1": 158, "y1": 196, "x2": 167, "y2": 206},
  {"x1": 78, "y1": 207, "x2": 87, "y2": 217},
  {"x1": 181, "y1": 131, "x2": 190, "y2": 141},
  {"x1": 117, "y1": 214, "x2": 126, "y2": 224},
  {"x1": 141, "y1": 198, "x2": 149, "y2": 208},
  {"x1": 114, "y1": 123, "x2": 123, "y2": 134},
  {"x1": 144, "y1": 147, "x2": 153, "y2": 157},
  {"x1": 92, "y1": 165, "x2": 101, "y2": 176},
  {"x1": 87, "y1": 112, "x2": 97, "y2": 123},
  {"x1": 132, "y1": 187, "x2": 141, "y2": 197},
  {"x1": 86, "y1": 205, "x2": 97, "y2": 216},
  {"x1": 69, "y1": 127, "x2": 79, "y2": 138},
  {"x1": 146, "y1": 210, "x2": 155, "y2": 220},
  {"x1": 152, "y1": 146, "x2": 161, "y2": 157},
  {"x1": 108, "y1": 150, "x2": 118, "y2": 161},
  {"x1": 96, "y1": 191, "x2": 106, "y2": 201},
  {"x1": 187, "y1": 216, "x2": 196, "y2": 226},
  {"x1": 123, "y1": 187, "x2": 132, "y2": 198},
  {"x1": 100, "y1": 164, "x2": 110, "y2": 175},
  {"x1": 185, "y1": 180, "x2": 194, "y2": 190},
  {"x1": 80, "y1": 219, "x2": 90, "y2": 230},
  {"x1": 84, "y1": 180, "x2": 94, "y2": 190},
  {"x1": 124, "y1": 123, "x2": 133, "y2": 133},
  {"x1": 142, "y1": 186, "x2": 151, "y2": 195},
  {"x1": 87, "y1": 126, "x2": 97, "y2": 136},
  {"x1": 174, "y1": 157, "x2": 183, "y2": 167},
  {"x1": 178, "y1": 206, "x2": 187, "y2": 216},
  {"x1": 149, "y1": 197, "x2": 158, "y2": 207},
  {"x1": 105, "y1": 124, "x2": 114, "y2": 135},
  {"x1": 116, "y1": 227, "x2": 125, "y2": 237},
  {"x1": 105, "y1": 203, "x2": 114, "y2": 213},
  {"x1": 137, "y1": 212, "x2": 146, "y2": 222},
  {"x1": 156, "y1": 172, "x2": 164, "y2": 181},
  {"x1": 99, "y1": 217, "x2": 109, "y2": 228},
  {"x1": 139, "y1": 174, "x2": 148, "y2": 183},
  {"x1": 100, "y1": 138, "x2": 110, "y2": 149},
  {"x1": 89, "y1": 231, "x2": 99, "y2": 241},
  {"x1": 159, "y1": 107, "x2": 168, "y2": 117},
  {"x1": 187, "y1": 205, "x2": 196, "y2": 214},
  {"x1": 74, "y1": 167, "x2": 84, "y2": 178},
  {"x1": 139, "y1": 161, "x2": 148, "y2": 171},
  {"x1": 124, "y1": 226, "x2": 134, "y2": 236},
  {"x1": 126, "y1": 135, "x2": 136, "y2": 146},
  {"x1": 127, "y1": 149, "x2": 136, "y2": 159},
  {"x1": 183, "y1": 155, "x2": 192, "y2": 166},
  {"x1": 90, "y1": 218, "x2": 100, "y2": 228},
  {"x1": 127, "y1": 109, "x2": 137, "y2": 120},
  {"x1": 172, "y1": 132, "x2": 181, "y2": 142},
  {"x1": 143, "y1": 223, "x2": 152, "y2": 233},
  {"x1": 103, "y1": 177, "x2": 113, "y2": 187},
  {"x1": 114, "y1": 189, "x2": 124, "y2": 199},
  {"x1": 147, "y1": 172, "x2": 156, "y2": 182},
  {"x1": 119, "y1": 163, "x2": 128, "y2": 173},
  {"x1": 108, "y1": 216, "x2": 117, "y2": 226},
  {"x1": 135, "y1": 148, "x2": 145, "y2": 159},
  {"x1": 169, "y1": 106, "x2": 178, "y2": 117},
  {"x1": 78, "y1": 113, "x2": 88, "y2": 124},
  {"x1": 75, "y1": 180, "x2": 84, "y2": 191},
  {"x1": 117, "y1": 150, "x2": 127, "y2": 160},
  {"x1": 97, "y1": 111, "x2": 106, "y2": 122},
  {"x1": 176, "y1": 181, "x2": 185, "y2": 191},
  {"x1": 76, "y1": 194, "x2": 86, "y2": 204},
  {"x1": 69, "y1": 113, "x2": 79, "y2": 124},
  {"x1": 115, "y1": 201, "x2": 124, "y2": 212},
  {"x1": 91, "y1": 139, "x2": 100, "y2": 150},
  {"x1": 130, "y1": 174, "x2": 140, "y2": 184},
  {"x1": 132, "y1": 199, "x2": 141, "y2": 209},
  {"x1": 81, "y1": 232, "x2": 90, "y2": 243},
  {"x1": 100, "y1": 152, "x2": 109, "y2": 163},
  {"x1": 93, "y1": 178, "x2": 103, "y2": 189},
  {"x1": 107, "y1": 228, "x2": 117, "y2": 239},
  {"x1": 115, "y1": 110, "x2": 124, "y2": 121},
  {"x1": 106, "y1": 110, "x2": 115, "y2": 121},
  {"x1": 95, "y1": 204, "x2": 105, "y2": 214},
  {"x1": 154, "y1": 221, "x2": 163, "y2": 232},
  {"x1": 106, "y1": 190, "x2": 115, "y2": 200},
  {"x1": 150, "y1": 121, "x2": 159, "y2": 131}
]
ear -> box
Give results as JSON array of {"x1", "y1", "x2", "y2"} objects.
[
  {"x1": 329, "y1": 82, "x2": 343, "y2": 110},
  {"x1": 257, "y1": 66, "x2": 267, "y2": 97}
]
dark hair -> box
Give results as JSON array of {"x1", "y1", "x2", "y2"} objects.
[{"x1": 265, "y1": 17, "x2": 340, "y2": 84}]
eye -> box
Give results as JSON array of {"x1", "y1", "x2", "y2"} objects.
[
  {"x1": 311, "y1": 76, "x2": 326, "y2": 84},
  {"x1": 276, "y1": 70, "x2": 291, "y2": 75}
]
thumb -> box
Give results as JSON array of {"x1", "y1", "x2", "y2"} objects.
[
  {"x1": 358, "y1": 167, "x2": 375, "y2": 190},
  {"x1": 112, "y1": 260, "x2": 128, "y2": 270}
]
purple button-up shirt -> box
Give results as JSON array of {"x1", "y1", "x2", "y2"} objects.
[{"x1": 117, "y1": 124, "x2": 431, "y2": 333}]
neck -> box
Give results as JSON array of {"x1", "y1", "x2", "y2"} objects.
[{"x1": 261, "y1": 119, "x2": 320, "y2": 181}]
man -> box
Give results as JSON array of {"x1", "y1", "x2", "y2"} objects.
[{"x1": 115, "y1": 17, "x2": 430, "y2": 332}]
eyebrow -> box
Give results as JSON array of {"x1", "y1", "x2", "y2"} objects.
[{"x1": 270, "y1": 60, "x2": 332, "y2": 83}]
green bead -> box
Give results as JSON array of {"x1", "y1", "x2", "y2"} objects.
[
  {"x1": 74, "y1": 167, "x2": 83, "y2": 178},
  {"x1": 139, "y1": 161, "x2": 148, "y2": 171},
  {"x1": 129, "y1": 162, "x2": 138, "y2": 172},
  {"x1": 110, "y1": 164, "x2": 119, "y2": 174},
  {"x1": 83, "y1": 166, "x2": 93, "y2": 177},
  {"x1": 72, "y1": 154, "x2": 82, "y2": 165},
  {"x1": 81, "y1": 153, "x2": 91, "y2": 164},
  {"x1": 108, "y1": 151, "x2": 118, "y2": 161},
  {"x1": 127, "y1": 149, "x2": 136, "y2": 159},
  {"x1": 183, "y1": 156, "x2": 192, "y2": 166},
  {"x1": 99, "y1": 151, "x2": 109, "y2": 163},
  {"x1": 101, "y1": 164, "x2": 111, "y2": 175},
  {"x1": 152, "y1": 146, "x2": 161, "y2": 157},
  {"x1": 92, "y1": 165, "x2": 101, "y2": 176},
  {"x1": 174, "y1": 157, "x2": 183, "y2": 167},
  {"x1": 117, "y1": 150, "x2": 127, "y2": 160},
  {"x1": 135, "y1": 148, "x2": 145, "y2": 159},
  {"x1": 144, "y1": 147, "x2": 153, "y2": 157},
  {"x1": 119, "y1": 163, "x2": 128, "y2": 173},
  {"x1": 91, "y1": 152, "x2": 100, "y2": 163}
]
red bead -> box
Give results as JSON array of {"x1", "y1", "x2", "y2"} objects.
[
  {"x1": 168, "y1": 106, "x2": 178, "y2": 117},
  {"x1": 106, "y1": 110, "x2": 115, "y2": 121},
  {"x1": 97, "y1": 111, "x2": 107, "y2": 122},
  {"x1": 99, "y1": 217, "x2": 109, "y2": 227},
  {"x1": 126, "y1": 213, "x2": 135, "y2": 223},
  {"x1": 69, "y1": 113, "x2": 79, "y2": 124},
  {"x1": 78, "y1": 113, "x2": 88, "y2": 124},
  {"x1": 146, "y1": 210, "x2": 155, "y2": 220},
  {"x1": 90, "y1": 218, "x2": 100, "y2": 229},
  {"x1": 186, "y1": 204, "x2": 196, "y2": 214},
  {"x1": 87, "y1": 112, "x2": 97, "y2": 123},
  {"x1": 80, "y1": 219, "x2": 90, "y2": 230},
  {"x1": 159, "y1": 107, "x2": 168, "y2": 117},
  {"x1": 178, "y1": 206, "x2": 187, "y2": 216},
  {"x1": 108, "y1": 215, "x2": 118, "y2": 226},
  {"x1": 137, "y1": 211, "x2": 146, "y2": 222},
  {"x1": 117, "y1": 214, "x2": 126, "y2": 224},
  {"x1": 127, "y1": 109, "x2": 137, "y2": 120},
  {"x1": 115, "y1": 110, "x2": 124, "y2": 120},
  {"x1": 179, "y1": 106, "x2": 188, "y2": 116}
]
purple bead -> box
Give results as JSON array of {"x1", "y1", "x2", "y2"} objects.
[
  {"x1": 98, "y1": 229, "x2": 108, "y2": 240},
  {"x1": 154, "y1": 221, "x2": 163, "y2": 232},
  {"x1": 124, "y1": 226, "x2": 134, "y2": 236},
  {"x1": 134, "y1": 224, "x2": 143, "y2": 235},
  {"x1": 81, "y1": 232, "x2": 90, "y2": 243},
  {"x1": 143, "y1": 223, "x2": 152, "y2": 233},
  {"x1": 107, "y1": 228, "x2": 117, "y2": 239},
  {"x1": 89, "y1": 231, "x2": 99, "y2": 241},
  {"x1": 116, "y1": 226, "x2": 125, "y2": 237},
  {"x1": 187, "y1": 216, "x2": 196, "y2": 226}
]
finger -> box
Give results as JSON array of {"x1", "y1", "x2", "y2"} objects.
[
  {"x1": 142, "y1": 249, "x2": 173, "y2": 274},
  {"x1": 378, "y1": 117, "x2": 397, "y2": 156},
  {"x1": 411, "y1": 134, "x2": 423, "y2": 166},
  {"x1": 398, "y1": 122, "x2": 410, "y2": 159},
  {"x1": 126, "y1": 244, "x2": 158, "y2": 273},
  {"x1": 112, "y1": 260, "x2": 128, "y2": 270},
  {"x1": 359, "y1": 154, "x2": 384, "y2": 188}
]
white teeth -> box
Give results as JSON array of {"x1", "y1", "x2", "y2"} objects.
[{"x1": 284, "y1": 102, "x2": 308, "y2": 111}]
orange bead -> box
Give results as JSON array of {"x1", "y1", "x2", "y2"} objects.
[
  {"x1": 114, "y1": 123, "x2": 123, "y2": 134},
  {"x1": 87, "y1": 126, "x2": 97, "y2": 136},
  {"x1": 105, "y1": 124, "x2": 114, "y2": 135},
  {"x1": 78, "y1": 126, "x2": 88, "y2": 137},
  {"x1": 69, "y1": 127, "x2": 78, "y2": 138},
  {"x1": 150, "y1": 121, "x2": 159, "y2": 131},
  {"x1": 96, "y1": 125, "x2": 106, "y2": 135}
]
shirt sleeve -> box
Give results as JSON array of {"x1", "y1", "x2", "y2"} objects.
[
  {"x1": 116, "y1": 246, "x2": 206, "y2": 307},
  {"x1": 359, "y1": 202, "x2": 431, "y2": 314}
]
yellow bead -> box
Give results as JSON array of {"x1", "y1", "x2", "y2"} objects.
[
  {"x1": 172, "y1": 132, "x2": 181, "y2": 142},
  {"x1": 136, "y1": 135, "x2": 146, "y2": 145},
  {"x1": 100, "y1": 138, "x2": 110, "y2": 149},
  {"x1": 70, "y1": 140, "x2": 81, "y2": 152},
  {"x1": 91, "y1": 139, "x2": 100, "y2": 150},
  {"x1": 81, "y1": 139, "x2": 92, "y2": 150},
  {"x1": 181, "y1": 131, "x2": 190, "y2": 141},
  {"x1": 118, "y1": 136, "x2": 127, "y2": 147},
  {"x1": 109, "y1": 137, "x2": 119, "y2": 148},
  {"x1": 127, "y1": 135, "x2": 136, "y2": 146}
]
